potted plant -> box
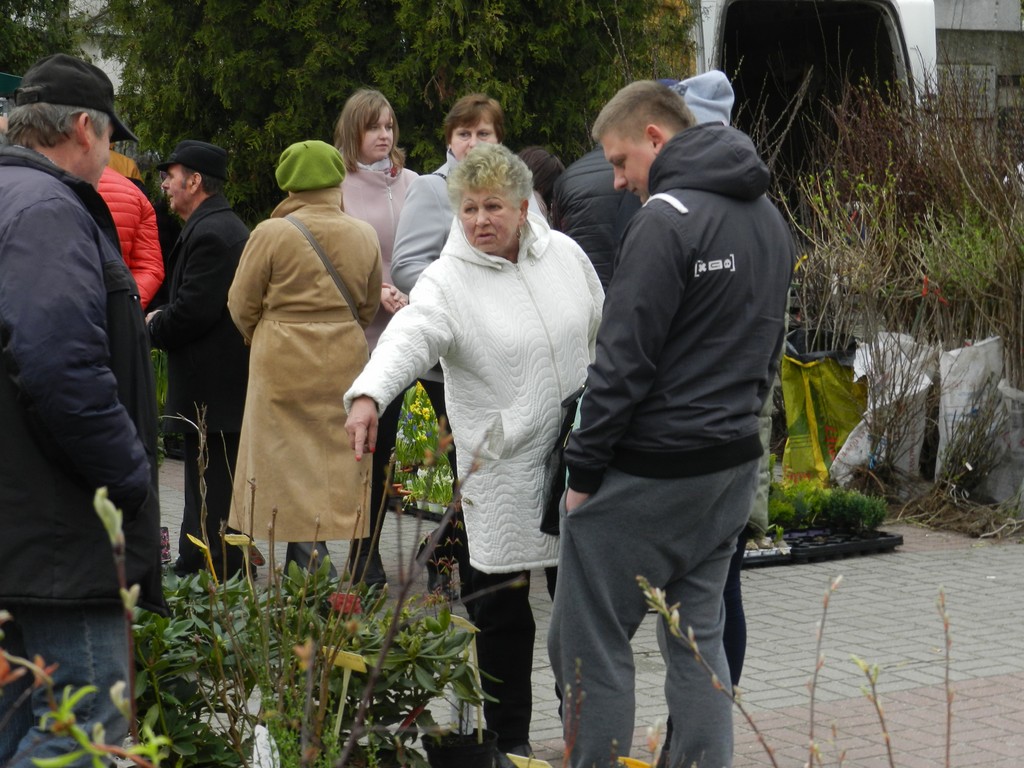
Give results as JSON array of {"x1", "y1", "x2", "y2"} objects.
[
  {"x1": 419, "y1": 615, "x2": 498, "y2": 768},
  {"x1": 765, "y1": 479, "x2": 901, "y2": 563},
  {"x1": 421, "y1": 727, "x2": 498, "y2": 768},
  {"x1": 768, "y1": 479, "x2": 888, "y2": 534},
  {"x1": 134, "y1": 557, "x2": 486, "y2": 767},
  {"x1": 425, "y1": 460, "x2": 454, "y2": 514}
]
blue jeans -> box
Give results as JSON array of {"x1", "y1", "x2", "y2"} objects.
[{"x1": 0, "y1": 604, "x2": 129, "y2": 767}]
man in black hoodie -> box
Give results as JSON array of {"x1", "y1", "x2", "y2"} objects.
[{"x1": 548, "y1": 80, "x2": 795, "y2": 768}]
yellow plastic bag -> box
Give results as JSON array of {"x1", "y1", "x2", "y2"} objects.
[{"x1": 781, "y1": 330, "x2": 867, "y2": 485}]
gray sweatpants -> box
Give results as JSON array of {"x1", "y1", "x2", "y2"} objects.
[{"x1": 548, "y1": 461, "x2": 757, "y2": 768}]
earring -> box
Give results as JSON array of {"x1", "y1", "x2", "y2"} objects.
[{"x1": 516, "y1": 226, "x2": 523, "y2": 239}]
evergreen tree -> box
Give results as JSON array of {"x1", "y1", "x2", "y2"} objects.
[
  {"x1": 102, "y1": 0, "x2": 696, "y2": 223},
  {"x1": 1, "y1": 1, "x2": 83, "y2": 77}
]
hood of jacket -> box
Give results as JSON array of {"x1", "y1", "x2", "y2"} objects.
[
  {"x1": 648, "y1": 122, "x2": 770, "y2": 202},
  {"x1": 271, "y1": 186, "x2": 343, "y2": 218},
  {"x1": 440, "y1": 210, "x2": 553, "y2": 271}
]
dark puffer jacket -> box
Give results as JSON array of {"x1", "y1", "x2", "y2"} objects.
[
  {"x1": 551, "y1": 146, "x2": 641, "y2": 290},
  {"x1": 0, "y1": 145, "x2": 164, "y2": 613}
]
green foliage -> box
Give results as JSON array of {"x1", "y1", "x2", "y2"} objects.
[
  {"x1": 824, "y1": 487, "x2": 888, "y2": 532},
  {"x1": 768, "y1": 480, "x2": 887, "y2": 533},
  {"x1": 395, "y1": 383, "x2": 441, "y2": 472},
  {"x1": 134, "y1": 560, "x2": 482, "y2": 767},
  {"x1": 922, "y1": 208, "x2": 1005, "y2": 295},
  {"x1": 394, "y1": 383, "x2": 453, "y2": 508},
  {"x1": 100, "y1": 0, "x2": 697, "y2": 224},
  {"x1": 0, "y1": 1, "x2": 85, "y2": 77},
  {"x1": 428, "y1": 463, "x2": 454, "y2": 507},
  {"x1": 133, "y1": 571, "x2": 256, "y2": 766},
  {"x1": 151, "y1": 349, "x2": 168, "y2": 415}
]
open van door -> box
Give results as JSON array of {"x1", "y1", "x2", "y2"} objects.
[{"x1": 695, "y1": 0, "x2": 936, "y2": 196}]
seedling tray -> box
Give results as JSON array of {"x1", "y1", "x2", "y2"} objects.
[
  {"x1": 743, "y1": 529, "x2": 903, "y2": 568},
  {"x1": 785, "y1": 528, "x2": 903, "y2": 564}
]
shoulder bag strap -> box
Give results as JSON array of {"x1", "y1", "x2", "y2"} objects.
[{"x1": 284, "y1": 214, "x2": 359, "y2": 319}]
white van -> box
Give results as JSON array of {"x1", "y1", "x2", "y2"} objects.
[{"x1": 694, "y1": 0, "x2": 937, "y2": 191}]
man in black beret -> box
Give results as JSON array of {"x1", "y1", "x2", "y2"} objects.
[
  {"x1": 0, "y1": 53, "x2": 164, "y2": 765},
  {"x1": 147, "y1": 139, "x2": 250, "y2": 578}
]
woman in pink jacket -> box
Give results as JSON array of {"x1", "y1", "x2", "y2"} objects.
[{"x1": 333, "y1": 88, "x2": 418, "y2": 586}]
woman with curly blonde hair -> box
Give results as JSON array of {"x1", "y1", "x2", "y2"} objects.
[{"x1": 346, "y1": 143, "x2": 603, "y2": 755}]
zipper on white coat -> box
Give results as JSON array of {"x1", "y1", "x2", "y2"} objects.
[{"x1": 513, "y1": 261, "x2": 566, "y2": 402}]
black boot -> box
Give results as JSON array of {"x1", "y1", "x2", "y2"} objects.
[{"x1": 347, "y1": 538, "x2": 387, "y2": 586}]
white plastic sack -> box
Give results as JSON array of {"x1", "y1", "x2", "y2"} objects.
[
  {"x1": 831, "y1": 333, "x2": 937, "y2": 488},
  {"x1": 252, "y1": 724, "x2": 280, "y2": 768},
  {"x1": 831, "y1": 373, "x2": 932, "y2": 487},
  {"x1": 935, "y1": 336, "x2": 1003, "y2": 481},
  {"x1": 974, "y1": 380, "x2": 1024, "y2": 510}
]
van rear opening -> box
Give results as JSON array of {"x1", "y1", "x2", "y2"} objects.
[{"x1": 719, "y1": 1, "x2": 910, "y2": 195}]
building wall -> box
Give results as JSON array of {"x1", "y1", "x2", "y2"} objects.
[
  {"x1": 934, "y1": 0, "x2": 1021, "y2": 33},
  {"x1": 938, "y1": 29, "x2": 1024, "y2": 114},
  {"x1": 73, "y1": 0, "x2": 124, "y2": 92}
]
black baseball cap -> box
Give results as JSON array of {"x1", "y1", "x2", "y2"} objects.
[
  {"x1": 14, "y1": 53, "x2": 137, "y2": 142},
  {"x1": 157, "y1": 140, "x2": 228, "y2": 181}
]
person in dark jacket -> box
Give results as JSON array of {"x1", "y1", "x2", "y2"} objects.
[
  {"x1": 548, "y1": 80, "x2": 796, "y2": 768},
  {"x1": 0, "y1": 53, "x2": 164, "y2": 766},
  {"x1": 550, "y1": 146, "x2": 640, "y2": 290},
  {"x1": 147, "y1": 140, "x2": 249, "y2": 578}
]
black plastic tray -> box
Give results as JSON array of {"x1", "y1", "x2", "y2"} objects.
[
  {"x1": 743, "y1": 529, "x2": 903, "y2": 568},
  {"x1": 785, "y1": 529, "x2": 904, "y2": 564}
]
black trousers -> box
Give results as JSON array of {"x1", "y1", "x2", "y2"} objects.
[
  {"x1": 464, "y1": 566, "x2": 557, "y2": 751},
  {"x1": 177, "y1": 430, "x2": 244, "y2": 579}
]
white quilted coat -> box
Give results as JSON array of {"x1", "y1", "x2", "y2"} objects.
[{"x1": 345, "y1": 212, "x2": 604, "y2": 572}]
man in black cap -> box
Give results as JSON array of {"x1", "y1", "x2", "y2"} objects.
[
  {"x1": 146, "y1": 140, "x2": 250, "y2": 578},
  {"x1": 0, "y1": 53, "x2": 164, "y2": 765}
]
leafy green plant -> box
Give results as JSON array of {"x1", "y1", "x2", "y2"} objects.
[
  {"x1": 133, "y1": 554, "x2": 484, "y2": 767},
  {"x1": 394, "y1": 383, "x2": 453, "y2": 511},
  {"x1": 428, "y1": 463, "x2": 454, "y2": 508},
  {"x1": 133, "y1": 571, "x2": 257, "y2": 766},
  {"x1": 768, "y1": 480, "x2": 887, "y2": 533},
  {"x1": 395, "y1": 384, "x2": 439, "y2": 473},
  {"x1": 822, "y1": 487, "x2": 888, "y2": 532}
]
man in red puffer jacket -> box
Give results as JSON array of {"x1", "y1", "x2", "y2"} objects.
[{"x1": 98, "y1": 165, "x2": 164, "y2": 309}]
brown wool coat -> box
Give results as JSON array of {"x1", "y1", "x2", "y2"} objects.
[{"x1": 228, "y1": 187, "x2": 382, "y2": 542}]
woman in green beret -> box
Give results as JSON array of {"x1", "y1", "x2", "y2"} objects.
[{"x1": 228, "y1": 140, "x2": 383, "y2": 575}]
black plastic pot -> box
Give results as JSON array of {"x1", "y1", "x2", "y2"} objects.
[{"x1": 421, "y1": 729, "x2": 498, "y2": 768}]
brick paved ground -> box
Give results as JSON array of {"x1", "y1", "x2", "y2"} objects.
[{"x1": 159, "y1": 458, "x2": 1024, "y2": 767}]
